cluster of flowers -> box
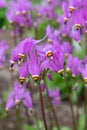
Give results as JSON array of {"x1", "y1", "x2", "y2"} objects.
[
  {"x1": 0, "y1": 0, "x2": 6, "y2": 8},
  {"x1": 5, "y1": 0, "x2": 87, "y2": 112},
  {"x1": 60, "y1": 0, "x2": 87, "y2": 42},
  {"x1": 0, "y1": 40, "x2": 8, "y2": 68},
  {"x1": 6, "y1": 0, "x2": 33, "y2": 37},
  {"x1": 3, "y1": 25, "x2": 75, "y2": 111}
]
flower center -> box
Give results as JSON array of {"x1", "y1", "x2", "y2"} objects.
[
  {"x1": 32, "y1": 75, "x2": 39, "y2": 81},
  {"x1": 84, "y1": 78, "x2": 87, "y2": 83},
  {"x1": 64, "y1": 17, "x2": 68, "y2": 24},
  {"x1": 69, "y1": 6, "x2": 75, "y2": 13},
  {"x1": 19, "y1": 77, "x2": 26, "y2": 83},
  {"x1": 46, "y1": 51, "x2": 53, "y2": 58},
  {"x1": 18, "y1": 53, "x2": 25, "y2": 60},
  {"x1": 47, "y1": 38, "x2": 52, "y2": 43},
  {"x1": 75, "y1": 24, "x2": 81, "y2": 30}
]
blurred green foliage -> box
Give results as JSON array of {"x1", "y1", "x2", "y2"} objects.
[
  {"x1": 0, "y1": 8, "x2": 6, "y2": 29},
  {"x1": 23, "y1": 124, "x2": 38, "y2": 130}
]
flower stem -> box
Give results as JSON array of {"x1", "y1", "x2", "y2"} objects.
[
  {"x1": 16, "y1": 105, "x2": 22, "y2": 130},
  {"x1": 38, "y1": 83, "x2": 48, "y2": 130},
  {"x1": 64, "y1": 59, "x2": 77, "y2": 130},
  {"x1": 84, "y1": 83, "x2": 87, "y2": 130},
  {"x1": 45, "y1": 82, "x2": 60, "y2": 130}
]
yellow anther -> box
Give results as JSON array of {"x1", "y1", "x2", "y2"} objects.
[
  {"x1": 5, "y1": 108, "x2": 9, "y2": 113},
  {"x1": 22, "y1": 10, "x2": 27, "y2": 14},
  {"x1": 19, "y1": 77, "x2": 26, "y2": 83},
  {"x1": 75, "y1": 24, "x2": 81, "y2": 30},
  {"x1": 66, "y1": 67, "x2": 70, "y2": 73},
  {"x1": 32, "y1": 75, "x2": 39, "y2": 81},
  {"x1": 83, "y1": 78, "x2": 87, "y2": 83},
  {"x1": 18, "y1": 53, "x2": 25, "y2": 60},
  {"x1": 69, "y1": 6, "x2": 75, "y2": 13},
  {"x1": 9, "y1": 20, "x2": 14, "y2": 25},
  {"x1": 47, "y1": 38, "x2": 53, "y2": 43},
  {"x1": 48, "y1": 0, "x2": 51, "y2": 3},
  {"x1": 64, "y1": 17, "x2": 68, "y2": 24},
  {"x1": 46, "y1": 51, "x2": 53, "y2": 58},
  {"x1": 72, "y1": 74, "x2": 75, "y2": 78},
  {"x1": 15, "y1": 99, "x2": 20, "y2": 105},
  {"x1": 58, "y1": 69, "x2": 63, "y2": 74},
  {"x1": 16, "y1": 11, "x2": 21, "y2": 15}
]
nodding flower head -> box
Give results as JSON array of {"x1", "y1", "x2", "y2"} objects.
[
  {"x1": 18, "y1": 62, "x2": 28, "y2": 84},
  {"x1": 6, "y1": 82, "x2": 33, "y2": 111}
]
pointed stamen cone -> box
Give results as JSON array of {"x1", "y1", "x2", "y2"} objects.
[
  {"x1": 64, "y1": 53, "x2": 69, "y2": 58},
  {"x1": 72, "y1": 74, "x2": 76, "y2": 78},
  {"x1": 69, "y1": 6, "x2": 75, "y2": 13},
  {"x1": 83, "y1": 78, "x2": 87, "y2": 83},
  {"x1": 15, "y1": 99, "x2": 20, "y2": 105},
  {"x1": 47, "y1": 38, "x2": 52, "y2": 43},
  {"x1": 64, "y1": 17, "x2": 68, "y2": 24},
  {"x1": 19, "y1": 77, "x2": 26, "y2": 84},
  {"x1": 46, "y1": 51, "x2": 53, "y2": 58},
  {"x1": 48, "y1": 0, "x2": 51, "y2": 3},
  {"x1": 75, "y1": 24, "x2": 81, "y2": 30},
  {"x1": 16, "y1": 11, "x2": 21, "y2": 15},
  {"x1": 5, "y1": 108, "x2": 9, "y2": 113},
  {"x1": 9, "y1": 20, "x2": 14, "y2": 25},
  {"x1": 22, "y1": 10, "x2": 27, "y2": 14},
  {"x1": 32, "y1": 75, "x2": 39, "y2": 81},
  {"x1": 66, "y1": 67, "x2": 70, "y2": 73},
  {"x1": 10, "y1": 60, "x2": 15, "y2": 69},
  {"x1": 29, "y1": 108, "x2": 34, "y2": 116},
  {"x1": 18, "y1": 53, "x2": 25, "y2": 60},
  {"x1": 58, "y1": 69, "x2": 64, "y2": 74}
]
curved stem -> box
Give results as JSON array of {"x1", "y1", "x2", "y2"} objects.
[
  {"x1": 38, "y1": 83, "x2": 48, "y2": 130},
  {"x1": 64, "y1": 69, "x2": 77, "y2": 130}
]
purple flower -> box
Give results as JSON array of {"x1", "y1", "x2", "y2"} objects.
[
  {"x1": 6, "y1": 83, "x2": 33, "y2": 111},
  {"x1": 67, "y1": 55, "x2": 80, "y2": 77},
  {"x1": 18, "y1": 62, "x2": 28, "y2": 84},
  {"x1": 61, "y1": 42, "x2": 73, "y2": 56},
  {"x1": 0, "y1": 40, "x2": 9, "y2": 68},
  {"x1": 48, "y1": 88, "x2": 60, "y2": 105},
  {"x1": 23, "y1": 92, "x2": 33, "y2": 109},
  {"x1": 79, "y1": 63, "x2": 87, "y2": 82},
  {"x1": 0, "y1": 0, "x2": 7, "y2": 8}
]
